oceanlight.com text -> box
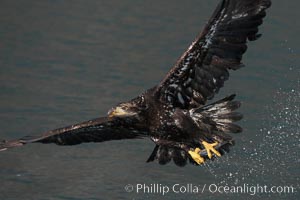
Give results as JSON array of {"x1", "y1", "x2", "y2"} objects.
[{"x1": 124, "y1": 183, "x2": 296, "y2": 196}]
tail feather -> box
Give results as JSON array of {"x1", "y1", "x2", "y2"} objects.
[
  {"x1": 217, "y1": 112, "x2": 243, "y2": 121},
  {"x1": 146, "y1": 145, "x2": 159, "y2": 163},
  {"x1": 156, "y1": 146, "x2": 172, "y2": 165},
  {"x1": 193, "y1": 94, "x2": 243, "y2": 134},
  {"x1": 146, "y1": 140, "x2": 234, "y2": 166},
  {"x1": 171, "y1": 148, "x2": 188, "y2": 167},
  {"x1": 146, "y1": 145, "x2": 187, "y2": 166},
  {"x1": 216, "y1": 123, "x2": 242, "y2": 133}
]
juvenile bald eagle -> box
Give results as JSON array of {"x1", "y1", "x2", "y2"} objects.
[{"x1": 0, "y1": 0, "x2": 271, "y2": 166}]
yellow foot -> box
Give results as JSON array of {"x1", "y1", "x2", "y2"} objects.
[
  {"x1": 202, "y1": 141, "x2": 221, "y2": 159},
  {"x1": 188, "y1": 148, "x2": 205, "y2": 164}
]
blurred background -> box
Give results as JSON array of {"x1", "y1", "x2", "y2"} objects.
[{"x1": 0, "y1": 0, "x2": 299, "y2": 199}]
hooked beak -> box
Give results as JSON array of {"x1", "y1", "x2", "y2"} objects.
[{"x1": 108, "y1": 107, "x2": 137, "y2": 118}]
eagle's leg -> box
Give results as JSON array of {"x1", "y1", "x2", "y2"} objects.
[
  {"x1": 188, "y1": 147, "x2": 204, "y2": 164},
  {"x1": 201, "y1": 141, "x2": 221, "y2": 159}
]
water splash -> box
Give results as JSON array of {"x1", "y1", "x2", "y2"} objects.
[{"x1": 207, "y1": 80, "x2": 300, "y2": 192}]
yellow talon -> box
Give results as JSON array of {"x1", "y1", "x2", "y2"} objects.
[
  {"x1": 188, "y1": 148, "x2": 205, "y2": 164},
  {"x1": 202, "y1": 141, "x2": 221, "y2": 159}
]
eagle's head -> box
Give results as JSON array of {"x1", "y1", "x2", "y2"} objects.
[{"x1": 108, "y1": 96, "x2": 147, "y2": 118}]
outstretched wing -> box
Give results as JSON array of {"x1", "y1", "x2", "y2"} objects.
[
  {"x1": 155, "y1": 0, "x2": 271, "y2": 109},
  {"x1": 0, "y1": 117, "x2": 146, "y2": 151}
]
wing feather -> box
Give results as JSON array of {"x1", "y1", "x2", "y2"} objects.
[
  {"x1": 155, "y1": 0, "x2": 271, "y2": 109},
  {"x1": 0, "y1": 117, "x2": 146, "y2": 151}
]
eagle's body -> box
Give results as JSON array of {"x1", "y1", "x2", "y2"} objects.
[
  {"x1": 111, "y1": 88, "x2": 241, "y2": 165},
  {"x1": 0, "y1": 0, "x2": 271, "y2": 166}
]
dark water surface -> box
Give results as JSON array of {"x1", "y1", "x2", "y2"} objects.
[{"x1": 0, "y1": 0, "x2": 299, "y2": 199}]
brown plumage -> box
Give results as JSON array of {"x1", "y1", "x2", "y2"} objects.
[{"x1": 0, "y1": 0, "x2": 271, "y2": 166}]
